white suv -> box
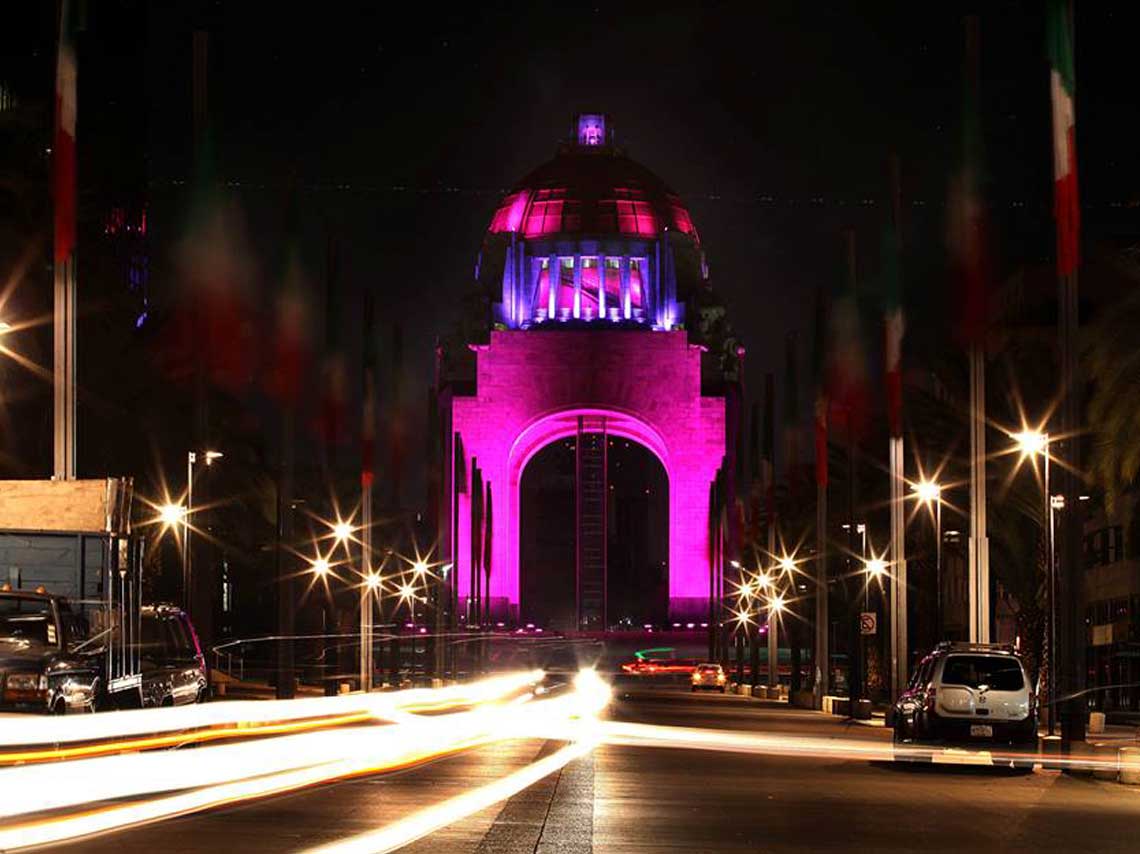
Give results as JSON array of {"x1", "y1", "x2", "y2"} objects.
[{"x1": 890, "y1": 643, "x2": 1037, "y2": 749}]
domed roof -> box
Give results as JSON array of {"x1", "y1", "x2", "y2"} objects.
[{"x1": 487, "y1": 118, "x2": 699, "y2": 243}]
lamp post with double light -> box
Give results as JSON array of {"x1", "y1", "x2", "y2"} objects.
[
  {"x1": 1011, "y1": 429, "x2": 1058, "y2": 734},
  {"x1": 183, "y1": 450, "x2": 222, "y2": 613},
  {"x1": 913, "y1": 479, "x2": 944, "y2": 640},
  {"x1": 864, "y1": 558, "x2": 887, "y2": 702}
]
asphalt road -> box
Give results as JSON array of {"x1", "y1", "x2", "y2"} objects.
[{"x1": 37, "y1": 682, "x2": 1140, "y2": 853}]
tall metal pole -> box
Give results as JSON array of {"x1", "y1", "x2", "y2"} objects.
[
  {"x1": 968, "y1": 344, "x2": 990, "y2": 643},
  {"x1": 1046, "y1": 446, "x2": 1057, "y2": 736},
  {"x1": 935, "y1": 497, "x2": 943, "y2": 642},
  {"x1": 183, "y1": 452, "x2": 195, "y2": 611},
  {"x1": 53, "y1": 0, "x2": 77, "y2": 482},
  {"x1": 814, "y1": 442, "x2": 829, "y2": 706},
  {"x1": 360, "y1": 484, "x2": 373, "y2": 692},
  {"x1": 889, "y1": 436, "x2": 907, "y2": 699}
]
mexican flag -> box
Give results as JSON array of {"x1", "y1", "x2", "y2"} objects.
[
  {"x1": 1048, "y1": 0, "x2": 1079, "y2": 276},
  {"x1": 54, "y1": 0, "x2": 77, "y2": 267}
]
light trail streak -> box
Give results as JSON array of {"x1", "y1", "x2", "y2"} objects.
[
  {"x1": 0, "y1": 670, "x2": 542, "y2": 765},
  {"x1": 303, "y1": 739, "x2": 595, "y2": 854},
  {"x1": 302, "y1": 669, "x2": 611, "y2": 854},
  {"x1": 0, "y1": 670, "x2": 609, "y2": 851},
  {"x1": 596, "y1": 721, "x2": 1140, "y2": 774}
]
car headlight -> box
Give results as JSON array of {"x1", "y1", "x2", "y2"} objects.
[{"x1": 6, "y1": 672, "x2": 47, "y2": 692}]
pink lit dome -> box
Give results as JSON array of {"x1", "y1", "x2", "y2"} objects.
[{"x1": 487, "y1": 117, "x2": 699, "y2": 243}]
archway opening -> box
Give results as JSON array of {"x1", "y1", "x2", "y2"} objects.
[{"x1": 518, "y1": 434, "x2": 668, "y2": 630}]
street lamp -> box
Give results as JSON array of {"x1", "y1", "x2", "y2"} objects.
[
  {"x1": 862, "y1": 557, "x2": 888, "y2": 702},
  {"x1": 778, "y1": 555, "x2": 796, "y2": 575},
  {"x1": 332, "y1": 520, "x2": 353, "y2": 544},
  {"x1": 311, "y1": 557, "x2": 330, "y2": 577},
  {"x1": 1011, "y1": 429, "x2": 1058, "y2": 734},
  {"x1": 913, "y1": 479, "x2": 944, "y2": 640},
  {"x1": 0, "y1": 321, "x2": 10, "y2": 333},
  {"x1": 159, "y1": 502, "x2": 186, "y2": 528}
]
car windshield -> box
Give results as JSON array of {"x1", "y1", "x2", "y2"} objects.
[
  {"x1": 698, "y1": 665, "x2": 720, "y2": 672},
  {"x1": 941, "y1": 655, "x2": 1024, "y2": 691},
  {"x1": 0, "y1": 597, "x2": 55, "y2": 645}
]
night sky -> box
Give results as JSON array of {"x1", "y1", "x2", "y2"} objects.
[{"x1": 4, "y1": 1, "x2": 1140, "y2": 489}]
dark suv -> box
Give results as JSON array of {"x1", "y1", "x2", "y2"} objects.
[{"x1": 140, "y1": 604, "x2": 209, "y2": 706}]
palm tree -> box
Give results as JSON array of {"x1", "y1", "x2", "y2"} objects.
[{"x1": 1083, "y1": 246, "x2": 1140, "y2": 525}]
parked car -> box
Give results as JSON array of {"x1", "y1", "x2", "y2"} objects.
[
  {"x1": 691, "y1": 662, "x2": 727, "y2": 692},
  {"x1": 890, "y1": 642, "x2": 1037, "y2": 756},
  {"x1": 0, "y1": 585, "x2": 102, "y2": 714},
  {"x1": 139, "y1": 604, "x2": 209, "y2": 707}
]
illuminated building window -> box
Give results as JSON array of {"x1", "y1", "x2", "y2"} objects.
[
  {"x1": 604, "y1": 258, "x2": 622, "y2": 313},
  {"x1": 490, "y1": 190, "x2": 528, "y2": 233},
  {"x1": 630, "y1": 258, "x2": 645, "y2": 311},
  {"x1": 556, "y1": 258, "x2": 575, "y2": 318},
  {"x1": 534, "y1": 259, "x2": 551, "y2": 320},
  {"x1": 580, "y1": 258, "x2": 600, "y2": 319},
  {"x1": 524, "y1": 188, "x2": 565, "y2": 236}
]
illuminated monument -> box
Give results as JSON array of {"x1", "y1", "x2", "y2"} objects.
[{"x1": 437, "y1": 114, "x2": 741, "y2": 629}]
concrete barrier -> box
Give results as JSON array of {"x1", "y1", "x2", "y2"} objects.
[
  {"x1": 1088, "y1": 711, "x2": 1106, "y2": 734},
  {"x1": 1119, "y1": 747, "x2": 1140, "y2": 785},
  {"x1": 766, "y1": 686, "x2": 781, "y2": 700},
  {"x1": 853, "y1": 698, "x2": 873, "y2": 720},
  {"x1": 737, "y1": 684, "x2": 752, "y2": 697},
  {"x1": 791, "y1": 690, "x2": 814, "y2": 709},
  {"x1": 823, "y1": 695, "x2": 851, "y2": 716}
]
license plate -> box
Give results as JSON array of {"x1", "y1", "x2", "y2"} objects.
[{"x1": 970, "y1": 724, "x2": 993, "y2": 738}]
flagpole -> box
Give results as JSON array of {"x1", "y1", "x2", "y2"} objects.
[
  {"x1": 1050, "y1": 0, "x2": 1084, "y2": 743},
  {"x1": 961, "y1": 16, "x2": 991, "y2": 645},
  {"x1": 812, "y1": 285, "x2": 830, "y2": 709},
  {"x1": 53, "y1": 0, "x2": 77, "y2": 481},
  {"x1": 886, "y1": 153, "x2": 908, "y2": 700}
]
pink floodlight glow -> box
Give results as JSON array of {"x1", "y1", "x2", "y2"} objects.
[
  {"x1": 489, "y1": 190, "x2": 530, "y2": 233},
  {"x1": 447, "y1": 330, "x2": 724, "y2": 622}
]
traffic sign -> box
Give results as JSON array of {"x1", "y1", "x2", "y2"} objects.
[{"x1": 860, "y1": 612, "x2": 877, "y2": 635}]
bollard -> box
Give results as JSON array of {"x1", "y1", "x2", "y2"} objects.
[
  {"x1": 1119, "y1": 747, "x2": 1140, "y2": 785},
  {"x1": 1089, "y1": 712, "x2": 1106, "y2": 735}
]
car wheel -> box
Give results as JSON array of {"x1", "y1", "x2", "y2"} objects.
[
  {"x1": 50, "y1": 698, "x2": 67, "y2": 716},
  {"x1": 719, "y1": 686, "x2": 726, "y2": 694}
]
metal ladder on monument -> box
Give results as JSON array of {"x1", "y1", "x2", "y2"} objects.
[{"x1": 576, "y1": 420, "x2": 607, "y2": 630}]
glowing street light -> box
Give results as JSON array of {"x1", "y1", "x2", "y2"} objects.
[
  {"x1": 757, "y1": 571, "x2": 771, "y2": 590},
  {"x1": 411, "y1": 560, "x2": 429, "y2": 578},
  {"x1": 311, "y1": 557, "x2": 330, "y2": 578},
  {"x1": 364, "y1": 572, "x2": 382, "y2": 591},
  {"x1": 159, "y1": 503, "x2": 186, "y2": 527},
  {"x1": 865, "y1": 558, "x2": 887, "y2": 579},
  {"x1": 912, "y1": 478, "x2": 944, "y2": 639},
  {"x1": 913, "y1": 479, "x2": 941, "y2": 504},
  {"x1": 0, "y1": 321, "x2": 10, "y2": 333},
  {"x1": 332, "y1": 520, "x2": 354, "y2": 543},
  {"x1": 1010, "y1": 427, "x2": 1059, "y2": 735},
  {"x1": 769, "y1": 593, "x2": 786, "y2": 615},
  {"x1": 778, "y1": 555, "x2": 796, "y2": 575},
  {"x1": 1012, "y1": 429, "x2": 1048, "y2": 459}
]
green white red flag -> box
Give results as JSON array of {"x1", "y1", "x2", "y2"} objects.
[{"x1": 1048, "y1": 0, "x2": 1079, "y2": 276}]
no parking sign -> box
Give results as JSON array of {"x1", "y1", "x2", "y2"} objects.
[{"x1": 859, "y1": 612, "x2": 877, "y2": 635}]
